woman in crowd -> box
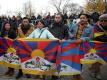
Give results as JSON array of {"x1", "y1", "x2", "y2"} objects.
[
  {"x1": 28, "y1": 19, "x2": 57, "y2": 39},
  {"x1": 0, "y1": 22, "x2": 17, "y2": 77},
  {"x1": 28, "y1": 19, "x2": 57, "y2": 79}
]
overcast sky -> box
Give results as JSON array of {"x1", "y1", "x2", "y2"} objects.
[{"x1": 0, "y1": 0, "x2": 85, "y2": 16}]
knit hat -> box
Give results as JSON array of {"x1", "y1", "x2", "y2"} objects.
[{"x1": 99, "y1": 14, "x2": 107, "y2": 21}]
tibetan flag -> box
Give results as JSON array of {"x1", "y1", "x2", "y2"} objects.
[
  {"x1": 57, "y1": 41, "x2": 83, "y2": 75},
  {"x1": 94, "y1": 23, "x2": 104, "y2": 33},
  {"x1": 0, "y1": 37, "x2": 8, "y2": 56},
  {"x1": 80, "y1": 42, "x2": 107, "y2": 64},
  {"x1": 0, "y1": 37, "x2": 5, "y2": 64},
  {"x1": 17, "y1": 39, "x2": 59, "y2": 75},
  {"x1": 0, "y1": 38, "x2": 13, "y2": 64},
  {"x1": 0, "y1": 37, "x2": 20, "y2": 68}
]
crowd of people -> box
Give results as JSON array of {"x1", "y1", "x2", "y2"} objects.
[{"x1": 0, "y1": 12, "x2": 107, "y2": 80}]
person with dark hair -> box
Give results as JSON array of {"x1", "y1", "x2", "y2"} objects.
[
  {"x1": 30, "y1": 15, "x2": 36, "y2": 25},
  {"x1": 0, "y1": 22, "x2": 17, "y2": 77},
  {"x1": 63, "y1": 13, "x2": 68, "y2": 20},
  {"x1": 9, "y1": 16, "x2": 18, "y2": 31},
  {"x1": 28, "y1": 19, "x2": 57, "y2": 80},
  {"x1": 28, "y1": 19, "x2": 57, "y2": 39},
  {"x1": 16, "y1": 17, "x2": 34, "y2": 79},
  {"x1": 0, "y1": 22, "x2": 17, "y2": 39},
  {"x1": 69, "y1": 14, "x2": 93, "y2": 43},
  {"x1": 17, "y1": 17, "x2": 34, "y2": 38},
  {"x1": 49, "y1": 13, "x2": 69, "y2": 40},
  {"x1": 78, "y1": 14, "x2": 90, "y2": 23},
  {"x1": 49, "y1": 13, "x2": 69, "y2": 80},
  {"x1": 37, "y1": 14, "x2": 42, "y2": 19},
  {"x1": 91, "y1": 12, "x2": 100, "y2": 23},
  {"x1": 69, "y1": 14, "x2": 93, "y2": 80}
]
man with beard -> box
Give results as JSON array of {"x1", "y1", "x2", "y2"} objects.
[
  {"x1": 17, "y1": 17, "x2": 34, "y2": 38},
  {"x1": 49, "y1": 13, "x2": 69, "y2": 40},
  {"x1": 49, "y1": 14, "x2": 69, "y2": 80},
  {"x1": 16, "y1": 17, "x2": 34, "y2": 79}
]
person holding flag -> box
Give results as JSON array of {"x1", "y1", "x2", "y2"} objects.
[
  {"x1": 69, "y1": 14, "x2": 93, "y2": 80},
  {"x1": 89, "y1": 14, "x2": 107, "y2": 80}
]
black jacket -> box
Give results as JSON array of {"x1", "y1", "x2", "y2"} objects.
[
  {"x1": 0, "y1": 29, "x2": 17, "y2": 39},
  {"x1": 49, "y1": 22, "x2": 69, "y2": 40}
]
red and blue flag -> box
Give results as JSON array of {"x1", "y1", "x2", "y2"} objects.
[
  {"x1": 80, "y1": 42, "x2": 107, "y2": 64},
  {"x1": 57, "y1": 41, "x2": 82, "y2": 75}
]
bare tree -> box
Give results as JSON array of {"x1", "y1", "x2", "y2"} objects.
[
  {"x1": 6, "y1": 10, "x2": 13, "y2": 16},
  {"x1": 63, "y1": 3, "x2": 83, "y2": 15},
  {"x1": 49, "y1": 0, "x2": 70, "y2": 13},
  {"x1": 23, "y1": 0, "x2": 36, "y2": 17},
  {"x1": 14, "y1": 11, "x2": 22, "y2": 17},
  {"x1": 23, "y1": 3, "x2": 28, "y2": 16},
  {"x1": 49, "y1": 0, "x2": 83, "y2": 15}
]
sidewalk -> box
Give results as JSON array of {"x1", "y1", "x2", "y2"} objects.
[{"x1": 0, "y1": 64, "x2": 107, "y2": 80}]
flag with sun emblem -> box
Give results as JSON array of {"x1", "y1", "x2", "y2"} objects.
[
  {"x1": 80, "y1": 42, "x2": 107, "y2": 64},
  {"x1": 0, "y1": 37, "x2": 11, "y2": 56},
  {"x1": 0, "y1": 37, "x2": 20, "y2": 68},
  {"x1": 16, "y1": 39, "x2": 59, "y2": 75},
  {"x1": 0, "y1": 37, "x2": 6, "y2": 64},
  {"x1": 57, "y1": 41, "x2": 82, "y2": 75}
]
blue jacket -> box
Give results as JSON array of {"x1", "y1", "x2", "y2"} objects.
[
  {"x1": 69, "y1": 23, "x2": 93, "y2": 41},
  {"x1": 28, "y1": 28, "x2": 57, "y2": 39}
]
